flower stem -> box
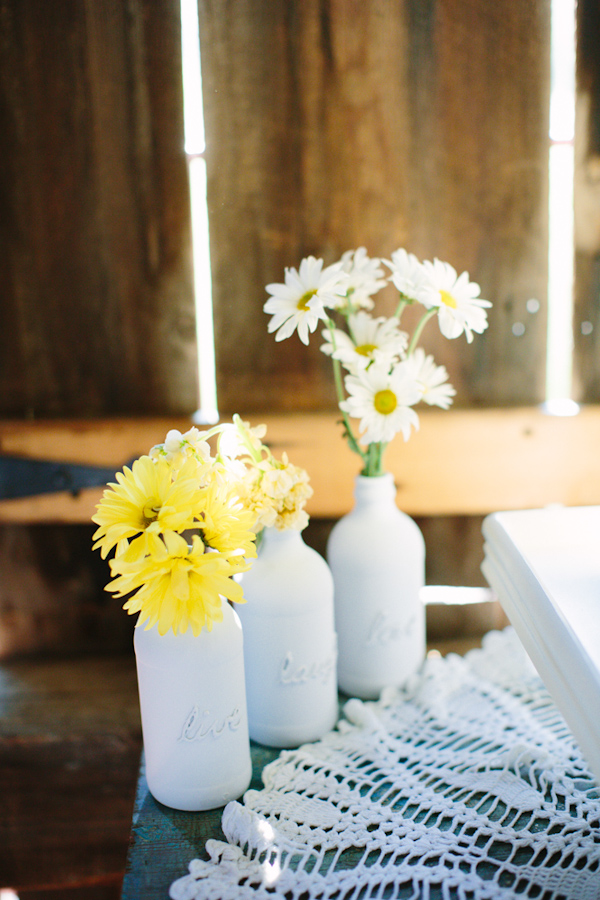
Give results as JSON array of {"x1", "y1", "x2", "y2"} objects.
[
  {"x1": 326, "y1": 317, "x2": 367, "y2": 466},
  {"x1": 394, "y1": 297, "x2": 408, "y2": 322},
  {"x1": 363, "y1": 441, "x2": 386, "y2": 477},
  {"x1": 232, "y1": 414, "x2": 266, "y2": 464},
  {"x1": 407, "y1": 307, "x2": 437, "y2": 355}
]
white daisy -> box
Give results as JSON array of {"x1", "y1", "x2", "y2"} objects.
[
  {"x1": 421, "y1": 258, "x2": 492, "y2": 342},
  {"x1": 384, "y1": 248, "x2": 432, "y2": 304},
  {"x1": 321, "y1": 311, "x2": 408, "y2": 371},
  {"x1": 264, "y1": 256, "x2": 347, "y2": 345},
  {"x1": 404, "y1": 347, "x2": 456, "y2": 409},
  {"x1": 331, "y1": 247, "x2": 388, "y2": 311},
  {"x1": 340, "y1": 361, "x2": 421, "y2": 445}
]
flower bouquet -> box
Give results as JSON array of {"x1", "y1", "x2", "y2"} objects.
[
  {"x1": 264, "y1": 247, "x2": 491, "y2": 698},
  {"x1": 92, "y1": 426, "x2": 259, "y2": 810},
  {"x1": 264, "y1": 247, "x2": 491, "y2": 476},
  {"x1": 92, "y1": 414, "x2": 335, "y2": 796},
  {"x1": 92, "y1": 435, "x2": 257, "y2": 637},
  {"x1": 167, "y1": 415, "x2": 338, "y2": 748}
]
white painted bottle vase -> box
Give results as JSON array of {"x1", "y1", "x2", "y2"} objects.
[
  {"x1": 237, "y1": 527, "x2": 338, "y2": 748},
  {"x1": 327, "y1": 473, "x2": 426, "y2": 700},
  {"x1": 133, "y1": 597, "x2": 252, "y2": 811}
]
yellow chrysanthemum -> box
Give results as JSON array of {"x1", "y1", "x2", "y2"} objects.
[
  {"x1": 107, "y1": 532, "x2": 248, "y2": 636},
  {"x1": 199, "y1": 482, "x2": 257, "y2": 561},
  {"x1": 91, "y1": 455, "x2": 204, "y2": 559}
]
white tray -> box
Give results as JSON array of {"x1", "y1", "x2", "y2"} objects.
[{"x1": 482, "y1": 505, "x2": 600, "y2": 783}]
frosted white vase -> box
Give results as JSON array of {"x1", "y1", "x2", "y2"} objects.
[
  {"x1": 133, "y1": 598, "x2": 252, "y2": 811},
  {"x1": 237, "y1": 527, "x2": 338, "y2": 748},
  {"x1": 327, "y1": 473, "x2": 426, "y2": 700}
]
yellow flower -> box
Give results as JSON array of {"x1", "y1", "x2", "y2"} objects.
[
  {"x1": 107, "y1": 532, "x2": 248, "y2": 636},
  {"x1": 199, "y1": 482, "x2": 257, "y2": 562},
  {"x1": 91, "y1": 456, "x2": 204, "y2": 559}
]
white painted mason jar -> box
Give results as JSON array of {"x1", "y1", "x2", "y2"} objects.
[
  {"x1": 237, "y1": 527, "x2": 338, "y2": 748},
  {"x1": 133, "y1": 597, "x2": 252, "y2": 811},
  {"x1": 327, "y1": 473, "x2": 426, "y2": 700}
]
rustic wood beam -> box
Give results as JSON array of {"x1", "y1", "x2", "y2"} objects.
[{"x1": 1, "y1": 407, "x2": 599, "y2": 523}]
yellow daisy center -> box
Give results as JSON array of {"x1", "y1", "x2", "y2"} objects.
[
  {"x1": 355, "y1": 343, "x2": 377, "y2": 357},
  {"x1": 440, "y1": 289, "x2": 458, "y2": 309},
  {"x1": 297, "y1": 289, "x2": 317, "y2": 311},
  {"x1": 142, "y1": 498, "x2": 161, "y2": 525},
  {"x1": 374, "y1": 389, "x2": 398, "y2": 416}
]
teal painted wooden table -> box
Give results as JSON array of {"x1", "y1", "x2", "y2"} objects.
[
  {"x1": 120, "y1": 742, "x2": 279, "y2": 899},
  {"x1": 119, "y1": 646, "x2": 484, "y2": 898}
]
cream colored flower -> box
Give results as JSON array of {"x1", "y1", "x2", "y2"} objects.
[
  {"x1": 150, "y1": 427, "x2": 212, "y2": 478},
  {"x1": 239, "y1": 474, "x2": 279, "y2": 531},
  {"x1": 237, "y1": 453, "x2": 313, "y2": 532},
  {"x1": 276, "y1": 507, "x2": 310, "y2": 532},
  {"x1": 261, "y1": 466, "x2": 295, "y2": 501}
]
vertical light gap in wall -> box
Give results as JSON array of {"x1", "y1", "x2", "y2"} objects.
[
  {"x1": 545, "y1": 0, "x2": 578, "y2": 415},
  {"x1": 180, "y1": 0, "x2": 219, "y2": 423}
]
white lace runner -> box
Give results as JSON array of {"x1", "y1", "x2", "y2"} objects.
[{"x1": 170, "y1": 629, "x2": 600, "y2": 900}]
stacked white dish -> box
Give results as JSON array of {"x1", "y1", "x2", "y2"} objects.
[{"x1": 482, "y1": 505, "x2": 600, "y2": 784}]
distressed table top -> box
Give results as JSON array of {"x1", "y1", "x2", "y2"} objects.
[
  {"x1": 120, "y1": 638, "x2": 485, "y2": 899},
  {"x1": 121, "y1": 743, "x2": 280, "y2": 899}
]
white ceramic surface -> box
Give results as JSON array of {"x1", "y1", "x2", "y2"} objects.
[
  {"x1": 237, "y1": 527, "x2": 338, "y2": 748},
  {"x1": 482, "y1": 505, "x2": 600, "y2": 784},
  {"x1": 133, "y1": 599, "x2": 252, "y2": 811},
  {"x1": 327, "y1": 473, "x2": 426, "y2": 699}
]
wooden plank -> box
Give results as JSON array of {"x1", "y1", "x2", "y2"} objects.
[
  {"x1": 199, "y1": 0, "x2": 550, "y2": 412},
  {"x1": 573, "y1": 0, "x2": 600, "y2": 402},
  {"x1": 0, "y1": 0, "x2": 197, "y2": 418},
  {"x1": 0, "y1": 523, "x2": 135, "y2": 660},
  {"x1": 1, "y1": 407, "x2": 600, "y2": 522},
  {"x1": 121, "y1": 745, "x2": 279, "y2": 900},
  {"x1": 0, "y1": 653, "x2": 141, "y2": 892}
]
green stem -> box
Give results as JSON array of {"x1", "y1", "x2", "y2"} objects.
[
  {"x1": 326, "y1": 317, "x2": 367, "y2": 466},
  {"x1": 231, "y1": 413, "x2": 266, "y2": 464},
  {"x1": 407, "y1": 307, "x2": 437, "y2": 356},
  {"x1": 195, "y1": 424, "x2": 222, "y2": 442},
  {"x1": 394, "y1": 297, "x2": 408, "y2": 322},
  {"x1": 363, "y1": 441, "x2": 387, "y2": 477}
]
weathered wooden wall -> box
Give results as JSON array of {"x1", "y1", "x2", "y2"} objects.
[
  {"x1": 574, "y1": 0, "x2": 600, "y2": 401},
  {"x1": 198, "y1": 0, "x2": 552, "y2": 585},
  {"x1": 0, "y1": 0, "x2": 197, "y2": 418},
  {"x1": 199, "y1": 0, "x2": 551, "y2": 413},
  {"x1": 0, "y1": 0, "x2": 197, "y2": 659}
]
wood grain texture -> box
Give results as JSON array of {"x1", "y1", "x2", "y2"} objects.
[
  {"x1": 0, "y1": 523, "x2": 134, "y2": 659},
  {"x1": 573, "y1": 0, "x2": 600, "y2": 402},
  {"x1": 1, "y1": 407, "x2": 600, "y2": 522},
  {"x1": 121, "y1": 747, "x2": 279, "y2": 900},
  {"x1": 199, "y1": 0, "x2": 551, "y2": 412},
  {"x1": 0, "y1": 653, "x2": 141, "y2": 891},
  {"x1": 0, "y1": 0, "x2": 197, "y2": 418}
]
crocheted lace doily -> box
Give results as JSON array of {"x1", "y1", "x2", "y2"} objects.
[{"x1": 170, "y1": 629, "x2": 600, "y2": 900}]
